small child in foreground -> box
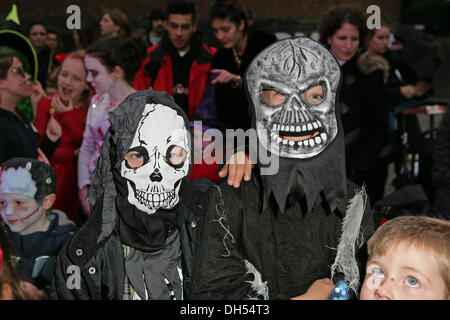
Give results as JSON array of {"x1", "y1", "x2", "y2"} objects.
[{"x1": 360, "y1": 215, "x2": 449, "y2": 300}]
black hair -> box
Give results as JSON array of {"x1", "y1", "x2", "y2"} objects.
[
  {"x1": 319, "y1": 6, "x2": 366, "y2": 49},
  {"x1": 166, "y1": 0, "x2": 197, "y2": 23},
  {"x1": 86, "y1": 37, "x2": 145, "y2": 85},
  {"x1": 209, "y1": 0, "x2": 249, "y2": 34}
]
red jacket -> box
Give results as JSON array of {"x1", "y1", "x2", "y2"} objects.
[{"x1": 133, "y1": 41, "x2": 217, "y2": 117}]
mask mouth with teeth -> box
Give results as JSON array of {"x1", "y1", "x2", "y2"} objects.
[
  {"x1": 120, "y1": 103, "x2": 190, "y2": 214},
  {"x1": 246, "y1": 37, "x2": 341, "y2": 159}
]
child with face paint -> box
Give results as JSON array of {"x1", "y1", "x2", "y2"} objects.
[
  {"x1": 360, "y1": 216, "x2": 449, "y2": 300},
  {"x1": 77, "y1": 37, "x2": 143, "y2": 217},
  {"x1": 0, "y1": 158, "x2": 76, "y2": 299}
]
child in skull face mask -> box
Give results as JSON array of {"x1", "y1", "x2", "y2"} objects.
[
  {"x1": 51, "y1": 89, "x2": 222, "y2": 300},
  {"x1": 190, "y1": 37, "x2": 375, "y2": 300},
  {"x1": 0, "y1": 157, "x2": 76, "y2": 299}
]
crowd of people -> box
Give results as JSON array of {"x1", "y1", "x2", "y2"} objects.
[{"x1": 0, "y1": 0, "x2": 449, "y2": 301}]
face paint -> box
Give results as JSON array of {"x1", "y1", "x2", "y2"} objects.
[
  {"x1": 0, "y1": 193, "x2": 43, "y2": 233},
  {"x1": 120, "y1": 103, "x2": 190, "y2": 214},
  {"x1": 246, "y1": 37, "x2": 341, "y2": 159}
]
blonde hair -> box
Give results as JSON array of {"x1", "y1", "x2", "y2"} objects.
[{"x1": 367, "y1": 216, "x2": 450, "y2": 298}]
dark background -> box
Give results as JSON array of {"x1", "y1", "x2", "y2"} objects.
[{"x1": 1, "y1": 0, "x2": 449, "y2": 99}]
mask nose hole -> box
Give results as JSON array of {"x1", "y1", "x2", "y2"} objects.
[
  {"x1": 286, "y1": 94, "x2": 302, "y2": 111},
  {"x1": 150, "y1": 169, "x2": 162, "y2": 182}
]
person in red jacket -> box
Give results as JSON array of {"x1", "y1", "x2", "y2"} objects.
[
  {"x1": 134, "y1": 0, "x2": 219, "y2": 182},
  {"x1": 35, "y1": 53, "x2": 92, "y2": 223}
]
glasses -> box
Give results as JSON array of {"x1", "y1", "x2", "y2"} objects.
[{"x1": 11, "y1": 65, "x2": 27, "y2": 78}]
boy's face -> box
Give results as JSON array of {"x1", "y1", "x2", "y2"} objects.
[
  {"x1": 360, "y1": 242, "x2": 447, "y2": 300},
  {"x1": 0, "y1": 193, "x2": 43, "y2": 234}
]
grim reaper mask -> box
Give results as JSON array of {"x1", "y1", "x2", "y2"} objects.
[{"x1": 245, "y1": 37, "x2": 347, "y2": 214}]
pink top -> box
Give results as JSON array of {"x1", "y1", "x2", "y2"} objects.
[{"x1": 77, "y1": 93, "x2": 118, "y2": 189}]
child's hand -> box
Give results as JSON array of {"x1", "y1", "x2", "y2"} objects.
[
  {"x1": 219, "y1": 151, "x2": 254, "y2": 188},
  {"x1": 291, "y1": 278, "x2": 335, "y2": 300}
]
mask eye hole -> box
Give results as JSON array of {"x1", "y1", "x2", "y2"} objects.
[
  {"x1": 166, "y1": 145, "x2": 187, "y2": 169},
  {"x1": 301, "y1": 85, "x2": 324, "y2": 104},
  {"x1": 124, "y1": 146, "x2": 149, "y2": 169},
  {"x1": 261, "y1": 89, "x2": 286, "y2": 106}
]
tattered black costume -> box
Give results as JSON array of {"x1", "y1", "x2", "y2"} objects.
[{"x1": 191, "y1": 37, "x2": 375, "y2": 300}]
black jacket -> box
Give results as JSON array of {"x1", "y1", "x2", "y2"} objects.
[
  {"x1": 340, "y1": 53, "x2": 389, "y2": 182},
  {"x1": 50, "y1": 178, "x2": 212, "y2": 300},
  {"x1": 433, "y1": 109, "x2": 450, "y2": 190}
]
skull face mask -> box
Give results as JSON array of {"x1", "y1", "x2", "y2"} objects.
[
  {"x1": 120, "y1": 103, "x2": 190, "y2": 214},
  {"x1": 246, "y1": 37, "x2": 341, "y2": 159}
]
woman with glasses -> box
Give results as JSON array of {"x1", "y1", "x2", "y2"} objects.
[{"x1": 0, "y1": 52, "x2": 62, "y2": 163}]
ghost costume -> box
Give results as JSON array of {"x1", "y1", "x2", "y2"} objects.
[
  {"x1": 190, "y1": 38, "x2": 375, "y2": 300},
  {"x1": 50, "y1": 89, "x2": 212, "y2": 300}
]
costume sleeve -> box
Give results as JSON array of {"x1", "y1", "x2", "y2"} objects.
[
  {"x1": 190, "y1": 185, "x2": 255, "y2": 300},
  {"x1": 78, "y1": 105, "x2": 95, "y2": 189}
]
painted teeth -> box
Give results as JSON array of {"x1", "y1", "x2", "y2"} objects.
[
  {"x1": 272, "y1": 132, "x2": 328, "y2": 148},
  {"x1": 296, "y1": 125, "x2": 301, "y2": 132}
]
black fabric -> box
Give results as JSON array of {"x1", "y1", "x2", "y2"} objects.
[
  {"x1": 164, "y1": 34, "x2": 201, "y2": 116},
  {"x1": 0, "y1": 107, "x2": 59, "y2": 162},
  {"x1": 112, "y1": 166, "x2": 178, "y2": 252},
  {"x1": 432, "y1": 109, "x2": 450, "y2": 219},
  {"x1": 340, "y1": 53, "x2": 389, "y2": 198},
  {"x1": 212, "y1": 29, "x2": 277, "y2": 131}
]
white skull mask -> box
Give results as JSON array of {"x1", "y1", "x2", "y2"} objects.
[
  {"x1": 246, "y1": 37, "x2": 341, "y2": 159},
  {"x1": 120, "y1": 103, "x2": 190, "y2": 214}
]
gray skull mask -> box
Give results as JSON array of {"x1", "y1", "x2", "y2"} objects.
[
  {"x1": 246, "y1": 37, "x2": 341, "y2": 159},
  {"x1": 120, "y1": 103, "x2": 190, "y2": 214}
]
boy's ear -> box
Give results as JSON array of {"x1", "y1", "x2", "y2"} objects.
[{"x1": 42, "y1": 194, "x2": 56, "y2": 210}]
